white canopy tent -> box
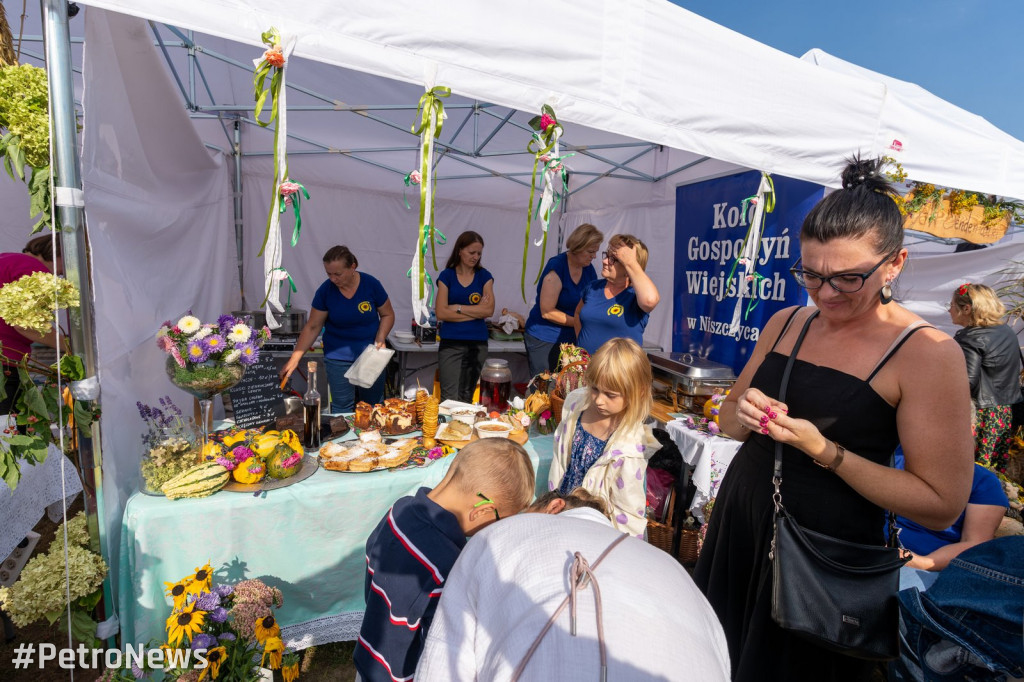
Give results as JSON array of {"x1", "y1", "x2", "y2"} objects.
[{"x1": 2, "y1": 0, "x2": 1022, "y2": 615}]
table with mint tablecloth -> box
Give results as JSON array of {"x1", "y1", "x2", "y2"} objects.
[{"x1": 117, "y1": 432, "x2": 553, "y2": 649}]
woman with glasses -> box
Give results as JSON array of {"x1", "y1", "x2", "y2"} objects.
[
  {"x1": 572, "y1": 233, "x2": 660, "y2": 355},
  {"x1": 948, "y1": 282, "x2": 1023, "y2": 472},
  {"x1": 693, "y1": 157, "x2": 973, "y2": 681},
  {"x1": 522, "y1": 223, "x2": 603, "y2": 376}
]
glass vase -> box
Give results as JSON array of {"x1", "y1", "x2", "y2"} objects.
[{"x1": 165, "y1": 357, "x2": 246, "y2": 448}]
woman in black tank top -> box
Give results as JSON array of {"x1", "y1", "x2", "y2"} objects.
[{"x1": 693, "y1": 158, "x2": 974, "y2": 682}]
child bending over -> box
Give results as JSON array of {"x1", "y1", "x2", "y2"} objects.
[{"x1": 355, "y1": 438, "x2": 535, "y2": 682}]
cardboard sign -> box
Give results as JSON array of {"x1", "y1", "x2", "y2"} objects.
[
  {"x1": 903, "y1": 198, "x2": 1009, "y2": 244},
  {"x1": 226, "y1": 353, "x2": 281, "y2": 428}
]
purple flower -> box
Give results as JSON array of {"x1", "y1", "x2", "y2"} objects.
[
  {"x1": 217, "y1": 631, "x2": 236, "y2": 641},
  {"x1": 186, "y1": 339, "x2": 210, "y2": 363},
  {"x1": 210, "y1": 607, "x2": 229, "y2": 623},
  {"x1": 202, "y1": 334, "x2": 227, "y2": 354},
  {"x1": 192, "y1": 633, "x2": 216, "y2": 650},
  {"x1": 218, "y1": 314, "x2": 237, "y2": 334},
  {"x1": 214, "y1": 583, "x2": 234, "y2": 598},
  {"x1": 196, "y1": 591, "x2": 221, "y2": 611},
  {"x1": 131, "y1": 661, "x2": 145, "y2": 679},
  {"x1": 236, "y1": 342, "x2": 260, "y2": 366}
]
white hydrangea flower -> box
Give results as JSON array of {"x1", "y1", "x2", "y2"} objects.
[
  {"x1": 177, "y1": 316, "x2": 201, "y2": 334},
  {"x1": 228, "y1": 324, "x2": 252, "y2": 343},
  {"x1": 224, "y1": 350, "x2": 241, "y2": 364}
]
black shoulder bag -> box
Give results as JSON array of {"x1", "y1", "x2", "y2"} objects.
[{"x1": 769, "y1": 311, "x2": 909, "y2": 661}]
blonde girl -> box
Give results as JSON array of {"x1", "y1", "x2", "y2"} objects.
[{"x1": 547, "y1": 338, "x2": 661, "y2": 536}]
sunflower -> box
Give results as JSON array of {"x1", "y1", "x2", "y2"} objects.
[
  {"x1": 261, "y1": 636, "x2": 285, "y2": 670},
  {"x1": 282, "y1": 660, "x2": 299, "y2": 682},
  {"x1": 185, "y1": 562, "x2": 214, "y2": 595},
  {"x1": 198, "y1": 646, "x2": 227, "y2": 681},
  {"x1": 254, "y1": 614, "x2": 280, "y2": 642},
  {"x1": 166, "y1": 602, "x2": 207, "y2": 647},
  {"x1": 164, "y1": 578, "x2": 194, "y2": 610}
]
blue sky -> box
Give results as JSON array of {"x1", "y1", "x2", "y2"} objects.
[{"x1": 670, "y1": 1, "x2": 1023, "y2": 141}]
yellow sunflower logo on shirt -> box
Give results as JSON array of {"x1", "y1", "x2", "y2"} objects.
[
  {"x1": 607, "y1": 304, "x2": 624, "y2": 317},
  {"x1": 469, "y1": 293, "x2": 481, "y2": 304},
  {"x1": 358, "y1": 301, "x2": 372, "y2": 313}
]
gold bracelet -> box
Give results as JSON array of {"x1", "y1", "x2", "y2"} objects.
[{"x1": 814, "y1": 440, "x2": 845, "y2": 472}]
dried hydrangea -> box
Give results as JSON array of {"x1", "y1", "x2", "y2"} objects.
[
  {"x1": 232, "y1": 578, "x2": 283, "y2": 608},
  {"x1": 51, "y1": 510, "x2": 91, "y2": 551},
  {"x1": 0, "y1": 64, "x2": 50, "y2": 167},
  {"x1": 140, "y1": 438, "x2": 196, "y2": 492},
  {"x1": 3, "y1": 538, "x2": 107, "y2": 627},
  {"x1": 0, "y1": 270, "x2": 80, "y2": 334}
]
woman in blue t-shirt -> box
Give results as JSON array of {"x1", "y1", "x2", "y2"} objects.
[
  {"x1": 523, "y1": 223, "x2": 602, "y2": 377},
  {"x1": 574, "y1": 233, "x2": 659, "y2": 355},
  {"x1": 435, "y1": 231, "x2": 495, "y2": 402},
  {"x1": 280, "y1": 245, "x2": 395, "y2": 412}
]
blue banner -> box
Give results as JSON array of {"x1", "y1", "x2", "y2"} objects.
[{"x1": 673, "y1": 171, "x2": 823, "y2": 373}]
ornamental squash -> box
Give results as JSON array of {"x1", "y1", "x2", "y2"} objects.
[
  {"x1": 232, "y1": 459, "x2": 266, "y2": 484},
  {"x1": 252, "y1": 434, "x2": 280, "y2": 458},
  {"x1": 161, "y1": 462, "x2": 230, "y2": 499},
  {"x1": 266, "y1": 445, "x2": 303, "y2": 479}
]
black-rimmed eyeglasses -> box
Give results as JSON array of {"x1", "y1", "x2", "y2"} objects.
[
  {"x1": 602, "y1": 251, "x2": 617, "y2": 264},
  {"x1": 789, "y1": 251, "x2": 897, "y2": 293}
]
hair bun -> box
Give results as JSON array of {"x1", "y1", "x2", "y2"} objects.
[{"x1": 840, "y1": 155, "x2": 891, "y2": 194}]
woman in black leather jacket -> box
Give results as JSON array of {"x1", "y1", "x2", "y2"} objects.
[{"x1": 949, "y1": 283, "x2": 1023, "y2": 472}]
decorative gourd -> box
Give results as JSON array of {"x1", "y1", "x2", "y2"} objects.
[
  {"x1": 231, "y1": 458, "x2": 265, "y2": 484},
  {"x1": 161, "y1": 462, "x2": 230, "y2": 499},
  {"x1": 201, "y1": 441, "x2": 224, "y2": 462},
  {"x1": 266, "y1": 445, "x2": 303, "y2": 479}
]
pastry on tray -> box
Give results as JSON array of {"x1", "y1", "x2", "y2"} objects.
[
  {"x1": 353, "y1": 401, "x2": 374, "y2": 430},
  {"x1": 440, "y1": 420, "x2": 473, "y2": 441}
]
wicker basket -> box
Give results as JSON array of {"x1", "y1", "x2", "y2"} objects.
[
  {"x1": 646, "y1": 489, "x2": 700, "y2": 565},
  {"x1": 548, "y1": 360, "x2": 587, "y2": 424}
]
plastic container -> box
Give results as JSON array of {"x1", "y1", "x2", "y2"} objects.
[{"x1": 479, "y1": 358, "x2": 512, "y2": 412}]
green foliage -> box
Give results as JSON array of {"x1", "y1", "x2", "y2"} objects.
[{"x1": 0, "y1": 64, "x2": 54, "y2": 232}]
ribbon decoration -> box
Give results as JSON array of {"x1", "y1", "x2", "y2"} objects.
[
  {"x1": 251, "y1": 27, "x2": 298, "y2": 329},
  {"x1": 260, "y1": 267, "x2": 296, "y2": 309},
  {"x1": 278, "y1": 180, "x2": 309, "y2": 247},
  {"x1": 403, "y1": 170, "x2": 422, "y2": 210},
  {"x1": 409, "y1": 84, "x2": 449, "y2": 326},
  {"x1": 522, "y1": 105, "x2": 569, "y2": 302},
  {"x1": 726, "y1": 172, "x2": 776, "y2": 331}
]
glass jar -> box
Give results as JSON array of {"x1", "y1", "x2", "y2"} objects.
[{"x1": 479, "y1": 358, "x2": 512, "y2": 412}]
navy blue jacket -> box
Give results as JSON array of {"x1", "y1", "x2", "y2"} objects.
[{"x1": 354, "y1": 487, "x2": 466, "y2": 681}]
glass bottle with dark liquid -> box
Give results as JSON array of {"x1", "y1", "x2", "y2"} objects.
[
  {"x1": 303, "y1": 360, "x2": 321, "y2": 450},
  {"x1": 479, "y1": 358, "x2": 512, "y2": 412}
]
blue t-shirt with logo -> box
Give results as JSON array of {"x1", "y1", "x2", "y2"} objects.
[
  {"x1": 437, "y1": 267, "x2": 493, "y2": 341},
  {"x1": 895, "y1": 451, "x2": 1008, "y2": 555},
  {"x1": 525, "y1": 252, "x2": 597, "y2": 344},
  {"x1": 576, "y1": 279, "x2": 648, "y2": 355},
  {"x1": 311, "y1": 273, "x2": 389, "y2": 362}
]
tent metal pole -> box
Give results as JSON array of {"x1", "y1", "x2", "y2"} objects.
[
  {"x1": 233, "y1": 120, "x2": 247, "y2": 310},
  {"x1": 40, "y1": 0, "x2": 112, "y2": 628}
]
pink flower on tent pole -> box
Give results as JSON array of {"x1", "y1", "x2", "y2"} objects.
[
  {"x1": 540, "y1": 113, "x2": 556, "y2": 132},
  {"x1": 263, "y1": 46, "x2": 285, "y2": 68},
  {"x1": 409, "y1": 170, "x2": 422, "y2": 185},
  {"x1": 279, "y1": 181, "x2": 301, "y2": 207}
]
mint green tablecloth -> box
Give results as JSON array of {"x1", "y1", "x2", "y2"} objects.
[{"x1": 117, "y1": 434, "x2": 553, "y2": 649}]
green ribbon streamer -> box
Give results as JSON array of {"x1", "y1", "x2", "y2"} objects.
[
  {"x1": 521, "y1": 122, "x2": 563, "y2": 302},
  {"x1": 411, "y1": 86, "x2": 450, "y2": 299},
  {"x1": 253, "y1": 27, "x2": 287, "y2": 258},
  {"x1": 259, "y1": 267, "x2": 296, "y2": 308},
  {"x1": 402, "y1": 172, "x2": 420, "y2": 210},
  {"x1": 278, "y1": 182, "x2": 310, "y2": 247},
  {"x1": 724, "y1": 173, "x2": 777, "y2": 320},
  {"x1": 406, "y1": 223, "x2": 439, "y2": 307}
]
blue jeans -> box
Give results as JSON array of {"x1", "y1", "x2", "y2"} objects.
[
  {"x1": 324, "y1": 358, "x2": 386, "y2": 412},
  {"x1": 523, "y1": 331, "x2": 560, "y2": 378}
]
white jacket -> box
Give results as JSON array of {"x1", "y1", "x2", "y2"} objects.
[{"x1": 547, "y1": 387, "x2": 661, "y2": 537}]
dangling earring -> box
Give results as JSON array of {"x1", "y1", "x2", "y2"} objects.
[{"x1": 879, "y1": 279, "x2": 894, "y2": 305}]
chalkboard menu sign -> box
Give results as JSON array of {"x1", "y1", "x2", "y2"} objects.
[{"x1": 227, "y1": 353, "x2": 281, "y2": 428}]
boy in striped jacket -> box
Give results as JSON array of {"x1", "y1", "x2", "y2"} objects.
[{"x1": 354, "y1": 438, "x2": 535, "y2": 682}]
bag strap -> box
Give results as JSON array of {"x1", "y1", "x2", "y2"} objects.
[
  {"x1": 771, "y1": 310, "x2": 818, "y2": 503},
  {"x1": 511, "y1": 532, "x2": 629, "y2": 682}
]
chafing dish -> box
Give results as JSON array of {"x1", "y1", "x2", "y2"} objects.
[{"x1": 647, "y1": 351, "x2": 736, "y2": 411}]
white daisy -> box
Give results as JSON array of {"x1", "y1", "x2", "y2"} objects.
[
  {"x1": 155, "y1": 326, "x2": 170, "y2": 340},
  {"x1": 192, "y1": 327, "x2": 212, "y2": 340},
  {"x1": 177, "y1": 316, "x2": 201, "y2": 334},
  {"x1": 224, "y1": 349, "x2": 241, "y2": 364},
  {"x1": 227, "y1": 324, "x2": 252, "y2": 344}
]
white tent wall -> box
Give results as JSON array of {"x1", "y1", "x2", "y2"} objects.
[{"x1": 79, "y1": 10, "x2": 238, "y2": 588}]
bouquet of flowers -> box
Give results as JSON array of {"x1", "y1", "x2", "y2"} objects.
[
  {"x1": 98, "y1": 568, "x2": 304, "y2": 681},
  {"x1": 158, "y1": 314, "x2": 270, "y2": 400},
  {"x1": 137, "y1": 397, "x2": 200, "y2": 495}
]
